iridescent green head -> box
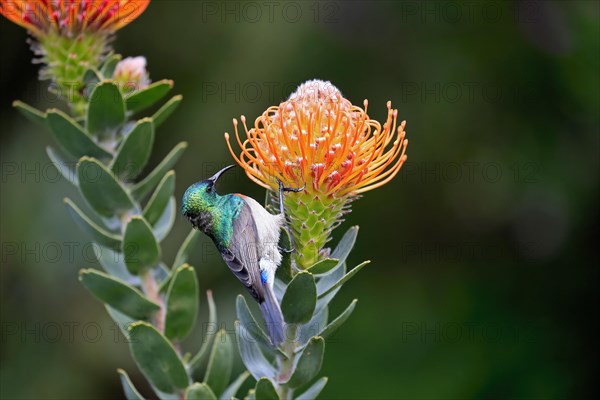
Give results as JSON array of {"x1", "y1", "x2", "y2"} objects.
[{"x1": 181, "y1": 165, "x2": 235, "y2": 232}]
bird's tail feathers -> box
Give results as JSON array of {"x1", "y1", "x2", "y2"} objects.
[{"x1": 260, "y1": 286, "x2": 285, "y2": 347}]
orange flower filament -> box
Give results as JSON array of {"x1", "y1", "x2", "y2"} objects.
[
  {"x1": 0, "y1": 0, "x2": 149, "y2": 37},
  {"x1": 225, "y1": 80, "x2": 408, "y2": 198}
]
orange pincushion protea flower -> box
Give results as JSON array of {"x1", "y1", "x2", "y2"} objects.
[
  {"x1": 0, "y1": 0, "x2": 149, "y2": 37},
  {"x1": 226, "y1": 80, "x2": 409, "y2": 268},
  {"x1": 225, "y1": 80, "x2": 408, "y2": 198}
]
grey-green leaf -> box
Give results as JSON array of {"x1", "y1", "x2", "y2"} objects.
[
  {"x1": 254, "y1": 378, "x2": 279, "y2": 400},
  {"x1": 275, "y1": 228, "x2": 293, "y2": 283},
  {"x1": 307, "y1": 258, "x2": 339, "y2": 275},
  {"x1": 101, "y1": 54, "x2": 122, "y2": 78},
  {"x1": 317, "y1": 261, "x2": 370, "y2": 299},
  {"x1": 287, "y1": 337, "x2": 325, "y2": 388},
  {"x1": 186, "y1": 383, "x2": 217, "y2": 400},
  {"x1": 92, "y1": 243, "x2": 139, "y2": 285},
  {"x1": 220, "y1": 371, "x2": 249, "y2": 400},
  {"x1": 111, "y1": 118, "x2": 154, "y2": 180},
  {"x1": 281, "y1": 272, "x2": 316, "y2": 324},
  {"x1": 298, "y1": 305, "x2": 328, "y2": 346},
  {"x1": 13, "y1": 100, "x2": 46, "y2": 126},
  {"x1": 77, "y1": 157, "x2": 136, "y2": 217},
  {"x1": 164, "y1": 264, "x2": 199, "y2": 341},
  {"x1": 236, "y1": 295, "x2": 275, "y2": 357},
  {"x1": 153, "y1": 197, "x2": 176, "y2": 242},
  {"x1": 235, "y1": 321, "x2": 276, "y2": 381},
  {"x1": 46, "y1": 109, "x2": 111, "y2": 160},
  {"x1": 189, "y1": 291, "x2": 217, "y2": 372},
  {"x1": 87, "y1": 81, "x2": 126, "y2": 136},
  {"x1": 46, "y1": 146, "x2": 77, "y2": 186},
  {"x1": 144, "y1": 171, "x2": 175, "y2": 226},
  {"x1": 126, "y1": 79, "x2": 173, "y2": 114},
  {"x1": 173, "y1": 229, "x2": 201, "y2": 269},
  {"x1": 295, "y1": 377, "x2": 328, "y2": 400},
  {"x1": 320, "y1": 299, "x2": 357, "y2": 339},
  {"x1": 204, "y1": 330, "x2": 234, "y2": 397},
  {"x1": 79, "y1": 269, "x2": 160, "y2": 319},
  {"x1": 107, "y1": 306, "x2": 136, "y2": 340},
  {"x1": 131, "y1": 141, "x2": 187, "y2": 200},
  {"x1": 117, "y1": 368, "x2": 145, "y2": 400},
  {"x1": 123, "y1": 217, "x2": 161, "y2": 275},
  {"x1": 64, "y1": 198, "x2": 121, "y2": 250},
  {"x1": 331, "y1": 226, "x2": 359, "y2": 261},
  {"x1": 128, "y1": 322, "x2": 190, "y2": 393},
  {"x1": 152, "y1": 95, "x2": 182, "y2": 129}
]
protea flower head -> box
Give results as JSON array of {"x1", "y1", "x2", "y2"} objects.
[
  {"x1": 225, "y1": 79, "x2": 408, "y2": 269},
  {"x1": 0, "y1": 0, "x2": 150, "y2": 113}
]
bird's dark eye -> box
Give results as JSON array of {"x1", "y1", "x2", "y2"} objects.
[{"x1": 206, "y1": 183, "x2": 214, "y2": 192}]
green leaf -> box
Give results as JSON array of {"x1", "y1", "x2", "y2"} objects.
[
  {"x1": 173, "y1": 229, "x2": 201, "y2": 269},
  {"x1": 235, "y1": 295, "x2": 275, "y2": 357},
  {"x1": 164, "y1": 264, "x2": 198, "y2": 340},
  {"x1": 186, "y1": 383, "x2": 217, "y2": 400},
  {"x1": 87, "y1": 81, "x2": 126, "y2": 136},
  {"x1": 46, "y1": 109, "x2": 111, "y2": 160},
  {"x1": 153, "y1": 95, "x2": 182, "y2": 129},
  {"x1": 189, "y1": 291, "x2": 217, "y2": 372},
  {"x1": 144, "y1": 171, "x2": 175, "y2": 226},
  {"x1": 126, "y1": 79, "x2": 173, "y2": 114},
  {"x1": 153, "y1": 197, "x2": 176, "y2": 241},
  {"x1": 128, "y1": 322, "x2": 190, "y2": 393},
  {"x1": 80, "y1": 269, "x2": 159, "y2": 319},
  {"x1": 317, "y1": 261, "x2": 370, "y2": 299},
  {"x1": 220, "y1": 371, "x2": 250, "y2": 400},
  {"x1": 117, "y1": 368, "x2": 145, "y2": 400},
  {"x1": 64, "y1": 198, "x2": 121, "y2": 250},
  {"x1": 287, "y1": 337, "x2": 325, "y2": 388},
  {"x1": 13, "y1": 100, "x2": 46, "y2": 126},
  {"x1": 123, "y1": 217, "x2": 161, "y2": 275},
  {"x1": 101, "y1": 54, "x2": 122, "y2": 78},
  {"x1": 235, "y1": 321, "x2": 276, "y2": 381},
  {"x1": 204, "y1": 330, "x2": 234, "y2": 397},
  {"x1": 131, "y1": 142, "x2": 187, "y2": 200},
  {"x1": 307, "y1": 258, "x2": 339, "y2": 275},
  {"x1": 295, "y1": 377, "x2": 328, "y2": 400},
  {"x1": 254, "y1": 378, "x2": 279, "y2": 400},
  {"x1": 281, "y1": 272, "x2": 316, "y2": 324},
  {"x1": 320, "y1": 299, "x2": 357, "y2": 339},
  {"x1": 46, "y1": 146, "x2": 78, "y2": 186},
  {"x1": 77, "y1": 157, "x2": 136, "y2": 217},
  {"x1": 111, "y1": 118, "x2": 154, "y2": 180}
]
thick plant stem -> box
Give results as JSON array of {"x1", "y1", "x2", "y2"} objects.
[{"x1": 277, "y1": 324, "x2": 298, "y2": 400}]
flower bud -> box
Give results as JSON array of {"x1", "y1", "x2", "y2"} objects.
[{"x1": 113, "y1": 56, "x2": 151, "y2": 93}]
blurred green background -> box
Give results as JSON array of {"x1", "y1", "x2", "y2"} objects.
[{"x1": 1, "y1": 1, "x2": 598, "y2": 398}]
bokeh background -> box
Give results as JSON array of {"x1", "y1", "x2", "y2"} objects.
[{"x1": 1, "y1": 1, "x2": 598, "y2": 398}]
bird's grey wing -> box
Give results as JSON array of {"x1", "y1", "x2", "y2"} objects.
[{"x1": 220, "y1": 201, "x2": 264, "y2": 302}]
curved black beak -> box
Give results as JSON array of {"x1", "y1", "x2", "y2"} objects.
[{"x1": 208, "y1": 164, "x2": 236, "y2": 184}]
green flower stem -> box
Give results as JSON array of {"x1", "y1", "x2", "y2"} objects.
[
  {"x1": 277, "y1": 324, "x2": 298, "y2": 399},
  {"x1": 141, "y1": 269, "x2": 165, "y2": 333},
  {"x1": 37, "y1": 32, "x2": 110, "y2": 116},
  {"x1": 284, "y1": 192, "x2": 348, "y2": 269}
]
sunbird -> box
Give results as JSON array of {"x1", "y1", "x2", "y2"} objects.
[{"x1": 181, "y1": 165, "x2": 303, "y2": 346}]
